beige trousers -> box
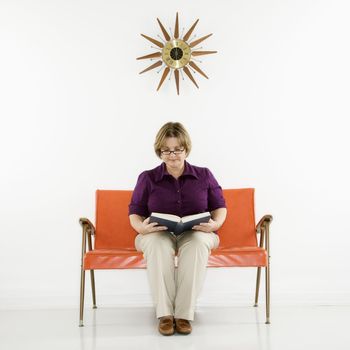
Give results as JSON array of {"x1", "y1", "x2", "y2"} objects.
[{"x1": 135, "y1": 230, "x2": 220, "y2": 321}]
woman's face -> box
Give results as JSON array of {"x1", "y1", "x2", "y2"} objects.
[{"x1": 160, "y1": 137, "x2": 187, "y2": 170}]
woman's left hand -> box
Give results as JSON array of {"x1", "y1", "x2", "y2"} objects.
[{"x1": 192, "y1": 219, "x2": 219, "y2": 233}]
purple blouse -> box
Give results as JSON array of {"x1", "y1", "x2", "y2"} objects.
[{"x1": 128, "y1": 161, "x2": 226, "y2": 218}]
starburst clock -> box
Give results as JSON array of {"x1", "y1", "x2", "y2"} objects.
[{"x1": 137, "y1": 12, "x2": 217, "y2": 95}]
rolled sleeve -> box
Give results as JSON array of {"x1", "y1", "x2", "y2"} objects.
[
  {"x1": 206, "y1": 168, "x2": 226, "y2": 211},
  {"x1": 128, "y1": 172, "x2": 150, "y2": 217}
]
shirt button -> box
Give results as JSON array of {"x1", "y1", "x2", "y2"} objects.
[
  {"x1": 177, "y1": 200, "x2": 181, "y2": 204},
  {"x1": 177, "y1": 190, "x2": 180, "y2": 193}
]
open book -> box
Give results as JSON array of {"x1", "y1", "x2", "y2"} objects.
[{"x1": 149, "y1": 212, "x2": 211, "y2": 236}]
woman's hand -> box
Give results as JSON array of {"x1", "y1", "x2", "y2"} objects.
[
  {"x1": 192, "y1": 219, "x2": 219, "y2": 233},
  {"x1": 139, "y1": 217, "x2": 168, "y2": 235}
]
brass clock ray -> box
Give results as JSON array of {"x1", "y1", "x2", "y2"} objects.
[{"x1": 137, "y1": 12, "x2": 217, "y2": 95}]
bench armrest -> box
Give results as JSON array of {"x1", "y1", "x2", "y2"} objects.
[
  {"x1": 79, "y1": 218, "x2": 95, "y2": 235},
  {"x1": 256, "y1": 215, "x2": 273, "y2": 234},
  {"x1": 79, "y1": 218, "x2": 95, "y2": 264}
]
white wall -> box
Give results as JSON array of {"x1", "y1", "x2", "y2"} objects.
[{"x1": 1, "y1": 0, "x2": 350, "y2": 309}]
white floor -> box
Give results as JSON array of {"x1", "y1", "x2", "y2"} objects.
[{"x1": 1, "y1": 305, "x2": 349, "y2": 350}]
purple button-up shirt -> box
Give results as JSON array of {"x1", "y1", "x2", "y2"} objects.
[{"x1": 128, "y1": 161, "x2": 226, "y2": 218}]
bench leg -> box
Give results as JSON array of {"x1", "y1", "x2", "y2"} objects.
[
  {"x1": 265, "y1": 224, "x2": 271, "y2": 324},
  {"x1": 79, "y1": 268, "x2": 85, "y2": 327},
  {"x1": 254, "y1": 267, "x2": 261, "y2": 307},
  {"x1": 90, "y1": 270, "x2": 97, "y2": 309},
  {"x1": 265, "y1": 264, "x2": 270, "y2": 324}
]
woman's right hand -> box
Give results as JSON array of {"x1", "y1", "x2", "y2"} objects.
[{"x1": 139, "y1": 217, "x2": 168, "y2": 235}]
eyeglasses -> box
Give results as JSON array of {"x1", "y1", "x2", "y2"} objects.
[{"x1": 160, "y1": 148, "x2": 185, "y2": 156}]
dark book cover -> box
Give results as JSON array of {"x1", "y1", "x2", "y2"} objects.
[{"x1": 149, "y1": 212, "x2": 211, "y2": 236}]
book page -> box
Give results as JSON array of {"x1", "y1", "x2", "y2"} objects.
[
  {"x1": 150, "y1": 212, "x2": 181, "y2": 222},
  {"x1": 181, "y1": 212, "x2": 210, "y2": 223}
]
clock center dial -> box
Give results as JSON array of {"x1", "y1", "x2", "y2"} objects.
[
  {"x1": 170, "y1": 47, "x2": 183, "y2": 60},
  {"x1": 162, "y1": 39, "x2": 191, "y2": 69}
]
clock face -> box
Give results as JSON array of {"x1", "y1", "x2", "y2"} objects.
[
  {"x1": 162, "y1": 40, "x2": 191, "y2": 69},
  {"x1": 137, "y1": 12, "x2": 217, "y2": 95}
]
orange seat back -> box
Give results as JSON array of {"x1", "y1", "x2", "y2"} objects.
[
  {"x1": 94, "y1": 188, "x2": 257, "y2": 249},
  {"x1": 218, "y1": 188, "x2": 257, "y2": 248},
  {"x1": 95, "y1": 190, "x2": 135, "y2": 249}
]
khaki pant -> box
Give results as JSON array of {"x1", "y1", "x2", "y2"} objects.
[{"x1": 135, "y1": 230, "x2": 220, "y2": 321}]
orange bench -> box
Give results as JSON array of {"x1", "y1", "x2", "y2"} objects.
[{"x1": 79, "y1": 188, "x2": 272, "y2": 326}]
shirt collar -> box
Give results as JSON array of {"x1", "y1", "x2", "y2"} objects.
[{"x1": 155, "y1": 161, "x2": 199, "y2": 182}]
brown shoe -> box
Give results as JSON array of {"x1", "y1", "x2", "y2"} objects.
[
  {"x1": 175, "y1": 318, "x2": 192, "y2": 335},
  {"x1": 158, "y1": 316, "x2": 175, "y2": 336}
]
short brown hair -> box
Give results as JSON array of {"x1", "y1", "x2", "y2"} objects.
[{"x1": 154, "y1": 122, "x2": 192, "y2": 158}]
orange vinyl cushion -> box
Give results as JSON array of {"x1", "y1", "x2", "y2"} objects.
[{"x1": 83, "y1": 188, "x2": 267, "y2": 270}]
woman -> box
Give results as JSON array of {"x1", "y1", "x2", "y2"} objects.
[{"x1": 129, "y1": 122, "x2": 227, "y2": 336}]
